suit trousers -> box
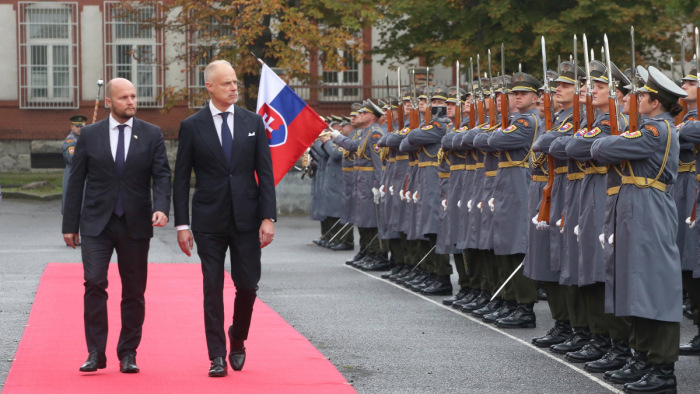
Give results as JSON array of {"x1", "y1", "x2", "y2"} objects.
[
  {"x1": 194, "y1": 223, "x2": 261, "y2": 360},
  {"x1": 81, "y1": 214, "x2": 150, "y2": 359}
]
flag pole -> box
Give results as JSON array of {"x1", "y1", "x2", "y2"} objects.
[{"x1": 250, "y1": 51, "x2": 264, "y2": 66}]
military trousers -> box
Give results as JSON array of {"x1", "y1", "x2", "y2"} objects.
[
  {"x1": 389, "y1": 238, "x2": 405, "y2": 265},
  {"x1": 322, "y1": 217, "x2": 341, "y2": 241},
  {"x1": 463, "y1": 249, "x2": 484, "y2": 291},
  {"x1": 426, "y1": 234, "x2": 451, "y2": 276},
  {"x1": 543, "y1": 281, "x2": 569, "y2": 322},
  {"x1": 581, "y1": 282, "x2": 630, "y2": 340},
  {"x1": 358, "y1": 227, "x2": 387, "y2": 255},
  {"x1": 453, "y1": 252, "x2": 469, "y2": 289},
  {"x1": 336, "y1": 222, "x2": 354, "y2": 247},
  {"x1": 501, "y1": 253, "x2": 537, "y2": 304},
  {"x1": 682, "y1": 270, "x2": 700, "y2": 325},
  {"x1": 631, "y1": 317, "x2": 680, "y2": 364},
  {"x1": 482, "y1": 250, "x2": 499, "y2": 296},
  {"x1": 564, "y1": 285, "x2": 588, "y2": 329}
]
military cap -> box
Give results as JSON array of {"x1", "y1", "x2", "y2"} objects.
[
  {"x1": 589, "y1": 60, "x2": 607, "y2": 81},
  {"x1": 431, "y1": 84, "x2": 448, "y2": 101},
  {"x1": 342, "y1": 115, "x2": 351, "y2": 122},
  {"x1": 682, "y1": 60, "x2": 698, "y2": 82},
  {"x1": 496, "y1": 74, "x2": 514, "y2": 92},
  {"x1": 639, "y1": 66, "x2": 688, "y2": 102},
  {"x1": 592, "y1": 61, "x2": 631, "y2": 94},
  {"x1": 417, "y1": 84, "x2": 428, "y2": 100},
  {"x1": 70, "y1": 115, "x2": 87, "y2": 125},
  {"x1": 350, "y1": 102, "x2": 362, "y2": 116},
  {"x1": 401, "y1": 88, "x2": 411, "y2": 101},
  {"x1": 555, "y1": 61, "x2": 585, "y2": 84},
  {"x1": 623, "y1": 65, "x2": 649, "y2": 91},
  {"x1": 511, "y1": 72, "x2": 542, "y2": 93},
  {"x1": 358, "y1": 99, "x2": 385, "y2": 117},
  {"x1": 384, "y1": 96, "x2": 399, "y2": 109},
  {"x1": 377, "y1": 98, "x2": 387, "y2": 109}
]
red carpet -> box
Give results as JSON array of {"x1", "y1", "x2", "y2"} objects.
[{"x1": 3, "y1": 263, "x2": 355, "y2": 394}]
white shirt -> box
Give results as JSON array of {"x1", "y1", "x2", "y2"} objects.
[
  {"x1": 176, "y1": 102, "x2": 235, "y2": 232},
  {"x1": 108, "y1": 114, "x2": 134, "y2": 161},
  {"x1": 209, "y1": 100, "x2": 235, "y2": 144}
]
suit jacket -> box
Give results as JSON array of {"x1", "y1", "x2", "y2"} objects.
[
  {"x1": 61, "y1": 117, "x2": 172, "y2": 239},
  {"x1": 173, "y1": 105, "x2": 276, "y2": 233}
]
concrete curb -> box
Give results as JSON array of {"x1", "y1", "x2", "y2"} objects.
[{"x1": 1, "y1": 191, "x2": 62, "y2": 201}]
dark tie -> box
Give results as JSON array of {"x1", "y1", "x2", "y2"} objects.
[
  {"x1": 114, "y1": 124, "x2": 126, "y2": 217},
  {"x1": 220, "y1": 112, "x2": 233, "y2": 163}
]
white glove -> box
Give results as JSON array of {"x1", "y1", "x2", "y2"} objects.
[
  {"x1": 556, "y1": 218, "x2": 564, "y2": 234},
  {"x1": 379, "y1": 185, "x2": 386, "y2": 197},
  {"x1": 372, "y1": 187, "x2": 380, "y2": 204},
  {"x1": 389, "y1": 185, "x2": 395, "y2": 196},
  {"x1": 406, "y1": 191, "x2": 412, "y2": 203},
  {"x1": 413, "y1": 191, "x2": 419, "y2": 203},
  {"x1": 532, "y1": 215, "x2": 539, "y2": 225},
  {"x1": 574, "y1": 225, "x2": 580, "y2": 242},
  {"x1": 457, "y1": 200, "x2": 462, "y2": 208},
  {"x1": 536, "y1": 220, "x2": 550, "y2": 231},
  {"x1": 330, "y1": 130, "x2": 341, "y2": 139},
  {"x1": 441, "y1": 199, "x2": 447, "y2": 211},
  {"x1": 599, "y1": 233, "x2": 605, "y2": 249},
  {"x1": 488, "y1": 198, "x2": 495, "y2": 212},
  {"x1": 467, "y1": 200, "x2": 473, "y2": 212},
  {"x1": 608, "y1": 234, "x2": 615, "y2": 247},
  {"x1": 686, "y1": 216, "x2": 696, "y2": 229},
  {"x1": 399, "y1": 190, "x2": 405, "y2": 200},
  {"x1": 477, "y1": 201, "x2": 483, "y2": 212}
]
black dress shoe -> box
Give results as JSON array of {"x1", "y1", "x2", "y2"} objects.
[
  {"x1": 208, "y1": 356, "x2": 228, "y2": 377},
  {"x1": 496, "y1": 303, "x2": 536, "y2": 328},
  {"x1": 364, "y1": 257, "x2": 393, "y2": 272},
  {"x1": 229, "y1": 348, "x2": 246, "y2": 371},
  {"x1": 585, "y1": 341, "x2": 632, "y2": 373},
  {"x1": 421, "y1": 277, "x2": 453, "y2": 296},
  {"x1": 312, "y1": 238, "x2": 323, "y2": 246},
  {"x1": 472, "y1": 298, "x2": 503, "y2": 318},
  {"x1": 410, "y1": 277, "x2": 434, "y2": 292},
  {"x1": 396, "y1": 270, "x2": 420, "y2": 285},
  {"x1": 623, "y1": 363, "x2": 676, "y2": 393},
  {"x1": 382, "y1": 265, "x2": 404, "y2": 279},
  {"x1": 565, "y1": 336, "x2": 610, "y2": 363},
  {"x1": 607, "y1": 353, "x2": 652, "y2": 384},
  {"x1": 483, "y1": 300, "x2": 517, "y2": 324},
  {"x1": 461, "y1": 291, "x2": 490, "y2": 313},
  {"x1": 452, "y1": 289, "x2": 480, "y2": 309},
  {"x1": 79, "y1": 351, "x2": 106, "y2": 372},
  {"x1": 679, "y1": 333, "x2": 700, "y2": 355},
  {"x1": 345, "y1": 251, "x2": 366, "y2": 265},
  {"x1": 119, "y1": 354, "x2": 139, "y2": 373},
  {"x1": 390, "y1": 266, "x2": 412, "y2": 282},
  {"x1": 325, "y1": 241, "x2": 339, "y2": 249},
  {"x1": 550, "y1": 328, "x2": 591, "y2": 354},
  {"x1": 532, "y1": 320, "x2": 572, "y2": 348},
  {"x1": 405, "y1": 272, "x2": 429, "y2": 288},
  {"x1": 443, "y1": 287, "x2": 470, "y2": 305},
  {"x1": 331, "y1": 243, "x2": 354, "y2": 251}
]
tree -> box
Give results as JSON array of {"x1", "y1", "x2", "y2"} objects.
[
  {"x1": 116, "y1": 0, "x2": 385, "y2": 110},
  {"x1": 373, "y1": 0, "x2": 686, "y2": 81}
]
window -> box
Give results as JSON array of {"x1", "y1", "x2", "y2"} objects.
[
  {"x1": 187, "y1": 13, "x2": 234, "y2": 108},
  {"x1": 104, "y1": 1, "x2": 164, "y2": 108},
  {"x1": 18, "y1": 2, "x2": 79, "y2": 109},
  {"x1": 321, "y1": 51, "x2": 360, "y2": 101}
]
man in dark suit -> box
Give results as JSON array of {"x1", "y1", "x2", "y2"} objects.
[
  {"x1": 173, "y1": 60, "x2": 277, "y2": 377},
  {"x1": 62, "y1": 78, "x2": 171, "y2": 374}
]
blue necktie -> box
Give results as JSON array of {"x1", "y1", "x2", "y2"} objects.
[
  {"x1": 220, "y1": 112, "x2": 232, "y2": 163},
  {"x1": 114, "y1": 124, "x2": 125, "y2": 217}
]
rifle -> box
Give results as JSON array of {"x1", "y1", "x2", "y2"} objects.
[
  {"x1": 573, "y1": 35, "x2": 581, "y2": 131},
  {"x1": 455, "y1": 60, "x2": 462, "y2": 127},
  {"x1": 92, "y1": 79, "x2": 104, "y2": 124},
  {"x1": 469, "y1": 57, "x2": 477, "y2": 128},
  {"x1": 691, "y1": 27, "x2": 700, "y2": 224},
  {"x1": 679, "y1": 36, "x2": 689, "y2": 123},
  {"x1": 487, "y1": 49, "x2": 496, "y2": 128},
  {"x1": 500, "y1": 43, "x2": 509, "y2": 129},
  {"x1": 537, "y1": 36, "x2": 555, "y2": 223},
  {"x1": 397, "y1": 67, "x2": 404, "y2": 128},
  {"x1": 409, "y1": 68, "x2": 420, "y2": 129},
  {"x1": 385, "y1": 73, "x2": 394, "y2": 133},
  {"x1": 629, "y1": 27, "x2": 639, "y2": 134},
  {"x1": 604, "y1": 34, "x2": 620, "y2": 135},
  {"x1": 476, "y1": 54, "x2": 486, "y2": 125},
  {"x1": 583, "y1": 35, "x2": 594, "y2": 128}
]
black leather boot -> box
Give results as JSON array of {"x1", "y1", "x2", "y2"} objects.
[
  {"x1": 550, "y1": 327, "x2": 591, "y2": 354},
  {"x1": 461, "y1": 291, "x2": 490, "y2": 313},
  {"x1": 607, "y1": 351, "x2": 652, "y2": 384},
  {"x1": 566, "y1": 334, "x2": 611, "y2": 363},
  {"x1": 382, "y1": 265, "x2": 404, "y2": 280},
  {"x1": 472, "y1": 297, "x2": 503, "y2": 318},
  {"x1": 483, "y1": 300, "x2": 517, "y2": 323},
  {"x1": 532, "y1": 320, "x2": 572, "y2": 348},
  {"x1": 496, "y1": 303, "x2": 536, "y2": 328},
  {"x1": 585, "y1": 340, "x2": 632, "y2": 373},
  {"x1": 452, "y1": 289, "x2": 480, "y2": 309},
  {"x1": 422, "y1": 275, "x2": 453, "y2": 296},
  {"x1": 443, "y1": 287, "x2": 471, "y2": 306},
  {"x1": 679, "y1": 332, "x2": 700, "y2": 356},
  {"x1": 623, "y1": 363, "x2": 677, "y2": 393},
  {"x1": 390, "y1": 266, "x2": 413, "y2": 282},
  {"x1": 345, "y1": 250, "x2": 366, "y2": 265}
]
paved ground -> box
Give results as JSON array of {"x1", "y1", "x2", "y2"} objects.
[{"x1": 1, "y1": 198, "x2": 699, "y2": 393}]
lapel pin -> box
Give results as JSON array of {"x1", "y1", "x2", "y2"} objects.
[{"x1": 133, "y1": 135, "x2": 138, "y2": 140}]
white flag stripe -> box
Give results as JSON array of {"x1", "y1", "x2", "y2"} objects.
[{"x1": 256, "y1": 64, "x2": 286, "y2": 113}]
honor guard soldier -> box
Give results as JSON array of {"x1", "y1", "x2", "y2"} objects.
[
  {"x1": 332, "y1": 100, "x2": 388, "y2": 268},
  {"x1": 591, "y1": 66, "x2": 686, "y2": 393},
  {"x1": 487, "y1": 72, "x2": 542, "y2": 328},
  {"x1": 341, "y1": 103, "x2": 364, "y2": 262},
  {"x1": 62, "y1": 114, "x2": 87, "y2": 216},
  {"x1": 320, "y1": 119, "x2": 349, "y2": 251},
  {"x1": 677, "y1": 60, "x2": 700, "y2": 356},
  {"x1": 309, "y1": 123, "x2": 330, "y2": 247}
]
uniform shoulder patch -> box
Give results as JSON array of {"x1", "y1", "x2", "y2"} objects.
[
  {"x1": 622, "y1": 130, "x2": 642, "y2": 139},
  {"x1": 574, "y1": 128, "x2": 587, "y2": 138},
  {"x1": 584, "y1": 127, "x2": 602, "y2": 138},
  {"x1": 371, "y1": 132, "x2": 383, "y2": 139},
  {"x1": 399, "y1": 127, "x2": 410, "y2": 135},
  {"x1": 338, "y1": 146, "x2": 344, "y2": 152},
  {"x1": 373, "y1": 143, "x2": 380, "y2": 153},
  {"x1": 601, "y1": 120, "x2": 610, "y2": 127},
  {"x1": 65, "y1": 139, "x2": 74, "y2": 143},
  {"x1": 457, "y1": 125, "x2": 469, "y2": 132},
  {"x1": 558, "y1": 122, "x2": 573, "y2": 132},
  {"x1": 68, "y1": 146, "x2": 75, "y2": 154},
  {"x1": 688, "y1": 117, "x2": 698, "y2": 122},
  {"x1": 516, "y1": 118, "x2": 529, "y2": 127},
  {"x1": 644, "y1": 125, "x2": 659, "y2": 137},
  {"x1": 421, "y1": 124, "x2": 434, "y2": 130},
  {"x1": 503, "y1": 125, "x2": 518, "y2": 133}
]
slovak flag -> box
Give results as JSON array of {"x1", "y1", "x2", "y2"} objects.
[{"x1": 256, "y1": 63, "x2": 328, "y2": 185}]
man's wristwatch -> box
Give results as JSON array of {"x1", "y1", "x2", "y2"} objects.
[{"x1": 264, "y1": 218, "x2": 276, "y2": 223}]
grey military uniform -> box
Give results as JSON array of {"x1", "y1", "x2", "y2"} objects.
[
  {"x1": 309, "y1": 140, "x2": 329, "y2": 221},
  {"x1": 679, "y1": 110, "x2": 700, "y2": 278},
  {"x1": 61, "y1": 130, "x2": 79, "y2": 214},
  {"x1": 321, "y1": 140, "x2": 344, "y2": 217}
]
